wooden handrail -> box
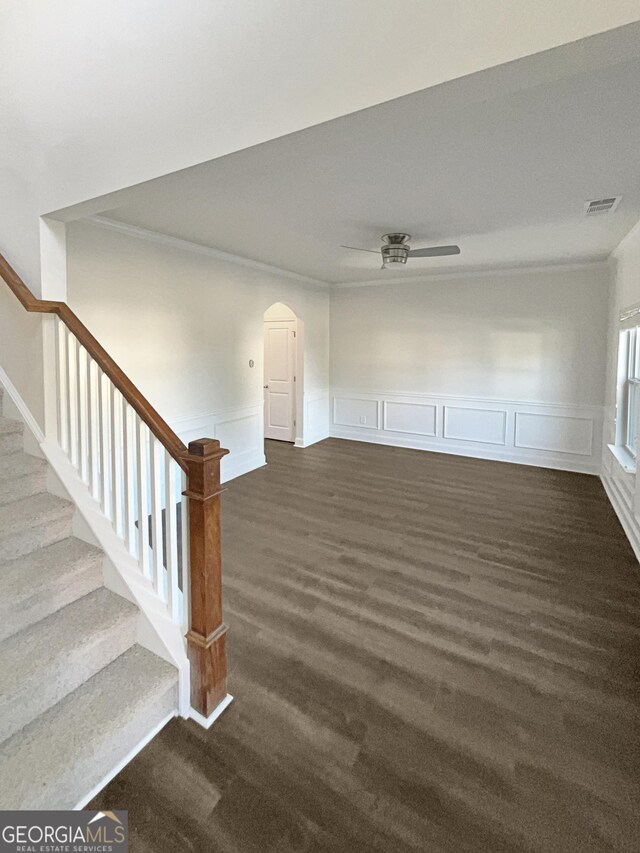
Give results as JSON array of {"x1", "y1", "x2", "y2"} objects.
[{"x1": 0, "y1": 253, "x2": 189, "y2": 471}]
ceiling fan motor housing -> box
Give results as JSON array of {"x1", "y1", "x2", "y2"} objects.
[{"x1": 381, "y1": 233, "x2": 411, "y2": 266}]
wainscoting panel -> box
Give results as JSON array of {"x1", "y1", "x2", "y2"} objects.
[
  {"x1": 298, "y1": 389, "x2": 330, "y2": 448},
  {"x1": 515, "y1": 412, "x2": 593, "y2": 456},
  {"x1": 333, "y1": 396, "x2": 380, "y2": 430},
  {"x1": 330, "y1": 389, "x2": 603, "y2": 474},
  {"x1": 383, "y1": 401, "x2": 437, "y2": 437},
  {"x1": 170, "y1": 403, "x2": 265, "y2": 483},
  {"x1": 443, "y1": 406, "x2": 507, "y2": 445}
]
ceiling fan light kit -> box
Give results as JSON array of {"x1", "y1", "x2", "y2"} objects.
[
  {"x1": 381, "y1": 233, "x2": 411, "y2": 268},
  {"x1": 341, "y1": 233, "x2": 461, "y2": 268}
]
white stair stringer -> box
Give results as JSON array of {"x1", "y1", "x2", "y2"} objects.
[{"x1": 0, "y1": 383, "x2": 180, "y2": 808}]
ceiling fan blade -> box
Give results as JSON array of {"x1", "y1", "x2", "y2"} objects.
[
  {"x1": 340, "y1": 245, "x2": 380, "y2": 254},
  {"x1": 408, "y1": 245, "x2": 461, "y2": 258}
]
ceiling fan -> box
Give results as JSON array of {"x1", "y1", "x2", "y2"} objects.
[{"x1": 341, "y1": 233, "x2": 460, "y2": 269}]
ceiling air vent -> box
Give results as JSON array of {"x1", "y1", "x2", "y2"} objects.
[{"x1": 584, "y1": 197, "x2": 621, "y2": 216}]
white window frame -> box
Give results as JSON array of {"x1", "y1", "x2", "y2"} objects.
[{"x1": 613, "y1": 325, "x2": 640, "y2": 468}]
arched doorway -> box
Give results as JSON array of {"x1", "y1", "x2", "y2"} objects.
[{"x1": 263, "y1": 302, "x2": 303, "y2": 443}]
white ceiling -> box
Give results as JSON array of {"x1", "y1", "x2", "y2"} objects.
[{"x1": 102, "y1": 36, "x2": 640, "y2": 285}]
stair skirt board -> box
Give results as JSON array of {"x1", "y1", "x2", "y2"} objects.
[{"x1": 74, "y1": 710, "x2": 177, "y2": 810}]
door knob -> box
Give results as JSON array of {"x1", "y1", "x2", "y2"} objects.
[{"x1": 263, "y1": 385, "x2": 269, "y2": 389}]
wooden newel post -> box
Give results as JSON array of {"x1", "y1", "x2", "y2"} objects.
[{"x1": 183, "y1": 438, "x2": 230, "y2": 718}]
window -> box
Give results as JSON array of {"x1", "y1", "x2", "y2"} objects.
[{"x1": 618, "y1": 327, "x2": 640, "y2": 459}]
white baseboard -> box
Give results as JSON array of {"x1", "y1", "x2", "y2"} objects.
[
  {"x1": 189, "y1": 693, "x2": 234, "y2": 730},
  {"x1": 73, "y1": 711, "x2": 176, "y2": 810},
  {"x1": 295, "y1": 430, "x2": 330, "y2": 449},
  {"x1": 0, "y1": 365, "x2": 45, "y2": 445},
  {"x1": 330, "y1": 389, "x2": 602, "y2": 475},
  {"x1": 601, "y1": 473, "x2": 640, "y2": 563}
]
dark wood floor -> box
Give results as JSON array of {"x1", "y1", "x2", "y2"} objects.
[{"x1": 92, "y1": 439, "x2": 640, "y2": 852}]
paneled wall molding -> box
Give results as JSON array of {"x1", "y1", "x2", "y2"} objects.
[
  {"x1": 330, "y1": 388, "x2": 603, "y2": 474},
  {"x1": 170, "y1": 403, "x2": 265, "y2": 483},
  {"x1": 601, "y1": 474, "x2": 640, "y2": 562},
  {"x1": 170, "y1": 390, "x2": 331, "y2": 475},
  {"x1": 296, "y1": 388, "x2": 331, "y2": 449}
]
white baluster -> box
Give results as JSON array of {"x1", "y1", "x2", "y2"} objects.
[
  {"x1": 136, "y1": 420, "x2": 151, "y2": 579},
  {"x1": 180, "y1": 467, "x2": 190, "y2": 632},
  {"x1": 123, "y1": 403, "x2": 137, "y2": 556},
  {"x1": 165, "y1": 455, "x2": 180, "y2": 621},
  {"x1": 99, "y1": 371, "x2": 112, "y2": 519},
  {"x1": 150, "y1": 437, "x2": 166, "y2": 601},
  {"x1": 67, "y1": 333, "x2": 79, "y2": 468},
  {"x1": 88, "y1": 360, "x2": 101, "y2": 503},
  {"x1": 78, "y1": 344, "x2": 91, "y2": 484},
  {"x1": 76, "y1": 342, "x2": 89, "y2": 483},
  {"x1": 55, "y1": 318, "x2": 69, "y2": 453},
  {"x1": 110, "y1": 386, "x2": 124, "y2": 537}
]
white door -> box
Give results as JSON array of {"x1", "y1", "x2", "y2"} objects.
[{"x1": 264, "y1": 319, "x2": 296, "y2": 441}]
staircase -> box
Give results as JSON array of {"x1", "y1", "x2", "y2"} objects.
[{"x1": 0, "y1": 388, "x2": 178, "y2": 809}]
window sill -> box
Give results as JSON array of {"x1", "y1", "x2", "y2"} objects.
[{"x1": 607, "y1": 444, "x2": 637, "y2": 475}]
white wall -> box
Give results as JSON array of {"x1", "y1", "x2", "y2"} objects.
[
  {"x1": 601, "y1": 222, "x2": 640, "y2": 557},
  {"x1": 329, "y1": 265, "x2": 609, "y2": 472},
  {"x1": 66, "y1": 220, "x2": 330, "y2": 481},
  {"x1": 1, "y1": 3, "x2": 639, "y2": 427}
]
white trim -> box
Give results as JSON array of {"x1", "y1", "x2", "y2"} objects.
[
  {"x1": 0, "y1": 365, "x2": 45, "y2": 443},
  {"x1": 170, "y1": 401, "x2": 261, "y2": 427},
  {"x1": 330, "y1": 428, "x2": 599, "y2": 474},
  {"x1": 189, "y1": 693, "x2": 234, "y2": 730},
  {"x1": 443, "y1": 405, "x2": 507, "y2": 446},
  {"x1": 88, "y1": 216, "x2": 329, "y2": 289},
  {"x1": 223, "y1": 449, "x2": 267, "y2": 482},
  {"x1": 601, "y1": 474, "x2": 640, "y2": 564},
  {"x1": 168, "y1": 403, "x2": 266, "y2": 483},
  {"x1": 330, "y1": 387, "x2": 604, "y2": 415},
  {"x1": 330, "y1": 389, "x2": 603, "y2": 474},
  {"x1": 331, "y1": 259, "x2": 610, "y2": 289},
  {"x1": 382, "y1": 399, "x2": 437, "y2": 437},
  {"x1": 607, "y1": 443, "x2": 637, "y2": 474},
  {"x1": 514, "y1": 411, "x2": 593, "y2": 456},
  {"x1": 294, "y1": 430, "x2": 330, "y2": 448},
  {"x1": 73, "y1": 711, "x2": 176, "y2": 810}
]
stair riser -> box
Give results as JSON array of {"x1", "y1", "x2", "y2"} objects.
[
  {"x1": 0, "y1": 432, "x2": 22, "y2": 456},
  {"x1": 0, "y1": 513, "x2": 75, "y2": 561},
  {"x1": 0, "y1": 472, "x2": 48, "y2": 507},
  {"x1": 0, "y1": 611, "x2": 138, "y2": 743},
  {"x1": 0, "y1": 557, "x2": 103, "y2": 643}
]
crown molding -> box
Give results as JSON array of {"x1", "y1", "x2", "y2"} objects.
[
  {"x1": 330, "y1": 258, "x2": 610, "y2": 289},
  {"x1": 86, "y1": 216, "x2": 330, "y2": 289}
]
